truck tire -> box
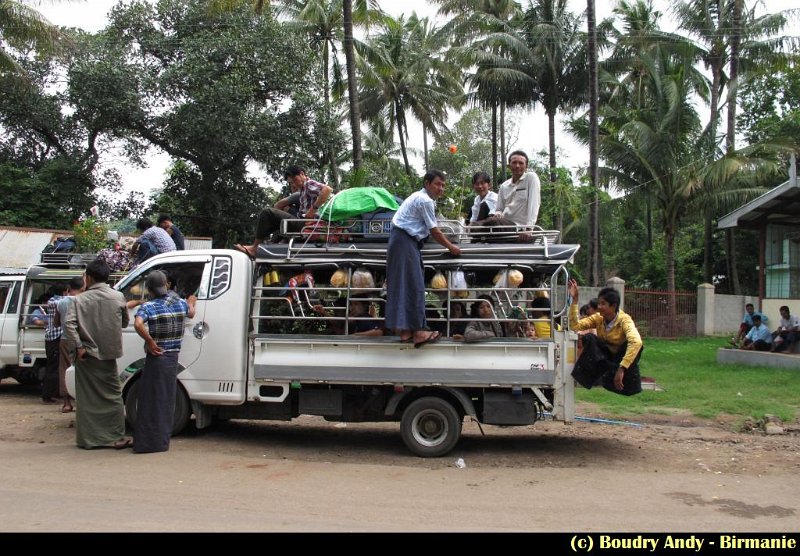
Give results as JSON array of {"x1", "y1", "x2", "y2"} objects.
[
  {"x1": 124, "y1": 378, "x2": 192, "y2": 436},
  {"x1": 400, "y1": 396, "x2": 462, "y2": 457}
]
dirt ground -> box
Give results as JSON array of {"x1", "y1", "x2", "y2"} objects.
[{"x1": 1, "y1": 379, "x2": 799, "y2": 532}]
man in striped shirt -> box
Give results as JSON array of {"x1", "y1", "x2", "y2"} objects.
[
  {"x1": 234, "y1": 165, "x2": 332, "y2": 258},
  {"x1": 132, "y1": 271, "x2": 196, "y2": 453}
]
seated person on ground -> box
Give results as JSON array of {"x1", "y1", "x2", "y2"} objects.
[
  {"x1": 741, "y1": 314, "x2": 772, "y2": 351},
  {"x1": 771, "y1": 305, "x2": 799, "y2": 353},
  {"x1": 732, "y1": 303, "x2": 768, "y2": 346},
  {"x1": 464, "y1": 295, "x2": 505, "y2": 343}
]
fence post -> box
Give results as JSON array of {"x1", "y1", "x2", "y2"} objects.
[
  {"x1": 697, "y1": 283, "x2": 715, "y2": 336},
  {"x1": 606, "y1": 277, "x2": 625, "y2": 310}
]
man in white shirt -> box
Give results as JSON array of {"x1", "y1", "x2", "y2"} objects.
[
  {"x1": 468, "y1": 171, "x2": 498, "y2": 225},
  {"x1": 771, "y1": 305, "x2": 799, "y2": 353},
  {"x1": 473, "y1": 150, "x2": 541, "y2": 241}
]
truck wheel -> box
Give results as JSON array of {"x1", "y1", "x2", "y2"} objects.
[
  {"x1": 400, "y1": 397, "x2": 462, "y2": 457},
  {"x1": 14, "y1": 368, "x2": 42, "y2": 387},
  {"x1": 124, "y1": 379, "x2": 192, "y2": 436}
]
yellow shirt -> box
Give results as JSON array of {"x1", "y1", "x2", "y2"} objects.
[{"x1": 569, "y1": 304, "x2": 643, "y2": 369}]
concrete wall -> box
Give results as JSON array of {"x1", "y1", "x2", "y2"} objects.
[
  {"x1": 712, "y1": 293, "x2": 760, "y2": 335},
  {"x1": 763, "y1": 298, "x2": 800, "y2": 327},
  {"x1": 696, "y1": 284, "x2": 800, "y2": 336}
]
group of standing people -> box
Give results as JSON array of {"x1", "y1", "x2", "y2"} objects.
[{"x1": 57, "y1": 259, "x2": 195, "y2": 453}]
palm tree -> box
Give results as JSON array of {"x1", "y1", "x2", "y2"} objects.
[
  {"x1": 599, "y1": 41, "x2": 707, "y2": 296},
  {"x1": 586, "y1": 0, "x2": 601, "y2": 285},
  {"x1": 434, "y1": 0, "x2": 522, "y2": 185},
  {"x1": 674, "y1": 0, "x2": 790, "y2": 287},
  {"x1": 519, "y1": 0, "x2": 587, "y2": 235},
  {"x1": 0, "y1": 0, "x2": 65, "y2": 74},
  {"x1": 343, "y1": 0, "x2": 363, "y2": 170},
  {"x1": 358, "y1": 14, "x2": 459, "y2": 176}
]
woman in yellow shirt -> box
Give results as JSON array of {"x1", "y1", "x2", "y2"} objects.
[{"x1": 567, "y1": 279, "x2": 643, "y2": 396}]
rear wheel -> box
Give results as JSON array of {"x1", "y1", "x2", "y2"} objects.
[
  {"x1": 124, "y1": 379, "x2": 191, "y2": 436},
  {"x1": 400, "y1": 397, "x2": 462, "y2": 457}
]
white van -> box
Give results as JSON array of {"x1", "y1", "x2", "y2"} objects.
[{"x1": 68, "y1": 229, "x2": 580, "y2": 457}]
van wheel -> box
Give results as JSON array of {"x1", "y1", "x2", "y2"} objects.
[
  {"x1": 124, "y1": 379, "x2": 192, "y2": 436},
  {"x1": 400, "y1": 397, "x2": 462, "y2": 457}
]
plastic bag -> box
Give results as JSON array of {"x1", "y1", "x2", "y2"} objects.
[
  {"x1": 430, "y1": 271, "x2": 447, "y2": 290},
  {"x1": 351, "y1": 268, "x2": 375, "y2": 292},
  {"x1": 451, "y1": 270, "x2": 469, "y2": 298}
]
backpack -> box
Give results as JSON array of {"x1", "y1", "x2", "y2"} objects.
[{"x1": 48, "y1": 237, "x2": 77, "y2": 253}]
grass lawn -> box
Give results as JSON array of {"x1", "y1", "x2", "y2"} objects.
[{"x1": 574, "y1": 336, "x2": 800, "y2": 424}]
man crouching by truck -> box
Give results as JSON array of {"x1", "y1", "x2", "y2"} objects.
[{"x1": 63, "y1": 259, "x2": 132, "y2": 449}]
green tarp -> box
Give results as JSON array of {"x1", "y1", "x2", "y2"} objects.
[{"x1": 318, "y1": 187, "x2": 400, "y2": 221}]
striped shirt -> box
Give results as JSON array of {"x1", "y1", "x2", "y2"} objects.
[
  {"x1": 138, "y1": 226, "x2": 176, "y2": 254},
  {"x1": 298, "y1": 178, "x2": 327, "y2": 215},
  {"x1": 45, "y1": 295, "x2": 63, "y2": 341},
  {"x1": 136, "y1": 294, "x2": 190, "y2": 352}
]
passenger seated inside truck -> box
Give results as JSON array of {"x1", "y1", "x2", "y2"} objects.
[
  {"x1": 448, "y1": 301, "x2": 467, "y2": 339},
  {"x1": 347, "y1": 295, "x2": 384, "y2": 337},
  {"x1": 26, "y1": 293, "x2": 50, "y2": 327},
  {"x1": 464, "y1": 295, "x2": 505, "y2": 343},
  {"x1": 505, "y1": 306, "x2": 537, "y2": 339}
]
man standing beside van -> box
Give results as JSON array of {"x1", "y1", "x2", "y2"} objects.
[
  {"x1": 63, "y1": 259, "x2": 132, "y2": 450},
  {"x1": 132, "y1": 271, "x2": 196, "y2": 453}
]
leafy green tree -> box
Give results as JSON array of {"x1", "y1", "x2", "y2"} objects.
[
  {"x1": 738, "y1": 59, "x2": 800, "y2": 151},
  {"x1": 70, "y1": 0, "x2": 342, "y2": 244},
  {"x1": 0, "y1": 47, "x2": 143, "y2": 227}
]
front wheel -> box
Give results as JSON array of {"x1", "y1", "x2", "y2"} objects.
[
  {"x1": 400, "y1": 397, "x2": 462, "y2": 457},
  {"x1": 124, "y1": 378, "x2": 191, "y2": 436}
]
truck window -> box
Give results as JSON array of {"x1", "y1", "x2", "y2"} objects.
[
  {"x1": 0, "y1": 283, "x2": 10, "y2": 313},
  {"x1": 5, "y1": 282, "x2": 20, "y2": 315},
  {"x1": 120, "y1": 262, "x2": 208, "y2": 302}
]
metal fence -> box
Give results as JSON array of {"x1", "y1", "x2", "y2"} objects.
[{"x1": 625, "y1": 289, "x2": 697, "y2": 339}]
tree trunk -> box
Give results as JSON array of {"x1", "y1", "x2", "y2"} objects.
[
  {"x1": 343, "y1": 0, "x2": 363, "y2": 170},
  {"x1": 491, "y1": 102, "x2": 498, "y2": 187},
  {"x1": 500, "y1": 102, "x2": 506, "y2": 183},
  {"x1": 703, "y1": 211, "x2": 714, "y2": 283},
  {"x1": 398, "y1": 110, "x2": 411, "y2": 176},
  {"x1": 323, "y1": 43, "x2": 340, "y2": 189},
  {"x1": 548, "y1": 110, "x2": 561, "y2": 235},
  {"x1": 725, "y1": 0, "x2": 743, "y2": 293},
  {"x1": 646, "y1": 199, "x2": 653, "y2": 250},
  {"x1": 423, "y1": 123, "x2": 429, "y2": 171},
  {"x1": 665, "y1": 226, "x2": 677, "y2": 330},
  {"x1": 587, "y1": 0, "x2": 601, "y2": 285}
]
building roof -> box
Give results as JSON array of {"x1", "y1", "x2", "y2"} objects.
[
  {"x1": 0, "y1": 225, "x2": 213, "y2": 270},
  {"x1": 718, "y1": 177, "x2": 800, "y2": 230}
]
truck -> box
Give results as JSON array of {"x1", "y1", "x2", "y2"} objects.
[
  {"x1": 64, "y1": 227, "x2": 581, "y2": 456},
  {"x1": 0, "y1": 255, "x2": 128, "y2": 386}
]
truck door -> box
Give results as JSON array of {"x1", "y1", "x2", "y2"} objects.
[
  {"x1": 0, "y1": 280, "x2": 20, "y2": 367},
  {"x1": 118, "y1": 254, "x2": 213, "y2": 370}
]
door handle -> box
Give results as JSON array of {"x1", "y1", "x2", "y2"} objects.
[{"x1": 192, "y1": 322, "x2": 207, "y2": 339}]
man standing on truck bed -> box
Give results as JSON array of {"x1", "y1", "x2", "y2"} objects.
[
  {"x1": 132, "y1": 270, "x2": 196, "y2": 453},
  {"x1": 386, "y1": 170, "x2": 461, "y2": 348},
  {"x1": 234, "y1": 165, "x2": 332, "y2": 258},
  {"x1": 63, "y1": 259, "x2": 132, "y2": 450}
]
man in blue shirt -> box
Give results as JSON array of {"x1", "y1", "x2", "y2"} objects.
[{"x1": 741, "y1": 314, "x2": 772, "y2": 351}]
